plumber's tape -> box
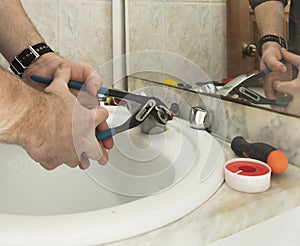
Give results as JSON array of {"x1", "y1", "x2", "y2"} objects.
[{"x1": 224, "y1": 158, "x2": 271, "y2": 193}]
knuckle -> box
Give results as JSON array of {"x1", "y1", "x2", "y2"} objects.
[
  {"x1": 99, "y1": 106, "x2": 109, "y2": 119},
  {"x1": 39, "y1": 162, "x2": 55, "y2": 170}
]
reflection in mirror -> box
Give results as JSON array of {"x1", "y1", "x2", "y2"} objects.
[
  {"x1": 126, "y1": 0, "x2": 299, "y2": 117},
  {"x1": 227, "y1": 0, "x2": 299, "y2": 116}
]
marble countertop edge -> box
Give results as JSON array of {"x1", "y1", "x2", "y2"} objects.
[{"x1": 104, "y1": 145, "x2": 300, "y2": 246}]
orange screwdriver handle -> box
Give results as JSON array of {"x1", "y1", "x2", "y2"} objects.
[{"x1": 231, "y1": 136, "x2": 288, "y2": 174}]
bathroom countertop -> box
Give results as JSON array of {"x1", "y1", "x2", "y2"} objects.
[{"x1": 104, "y1": 144, "x2": 300, "y2": 246}]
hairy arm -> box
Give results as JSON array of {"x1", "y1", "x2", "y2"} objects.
[
  {"x1": 0, "y1": 0, "x2": 45, "y2": 63},
  {"x1": 0, "y1": 0, "x2": 113, "y2": 169},
  {"x1": 250, "y1": 0, "x2": 291, "y2": 109},
  {"x1": 0, "y1": 0, "x2": 103, "y2": 100},
  {"x1": 0, "y1": 67, "x2": 36, "y2": 144},
  {"x1": 255, "y1": 1, "x2": 285, "y2": 42},
  {"x1": 254, "y1": 1, "x2": 287, "y2": 76},
  {"x1": 0, "y1": 65, "x2": 112, "y2": 170}
]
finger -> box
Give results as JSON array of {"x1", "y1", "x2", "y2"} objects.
[
  {"x1": 93, "y1": 107, "x2": 111, "y2": 164},
  {"x1": 272, "y1": 79, "x2": 295, "y2": 95},
  {"x1": 83, "y1": 138, "x2": 105, "y2": 162},
  {"x1": 281, "y1": 48, "x2": 300, "y2": 69},
  {"x1": 260, "y1": 44, "x2": 286, "y2": 73},
  {"x1": 94, "y1": 106, "x2": 113, "y2": 149},
  {"x1": 66, "y1": 158, "x2": 81, "y2": 168},
  {"x1": 74, "y1": 106, "x2": 109, "y2": 163},
  {"x1": 27, "y1": 151, "x2": 59, "y2": 170},
  {"x1": 85, "y1": 72, "x2": 104, "y2": 97},
  {"x1": 262, "y1": 77, "x2": 277, "y2": 99},
  {"x1": 265, "y1": 56, "x2": 287, "y2": 73},
  {"x1": 94, "y1": 106, "x2": 109, "y2": 125},
  {"x1": 39, "y1": 161, "x2": 61, "y2": 170},
  {"x1": 96, "y1": 121, "x2": 114, "y2": 150},
  {"x1": 81, "y1": 108, "x2": 106, "y2": 161},
  {"x1": 79, "y1": 153, "x2": 90, "y2": 170},
  {"x1": 39, "y1": 161, "x2": 54, "y2": 170},
  {"x1": 45, "y1": 62, "x2": 71, "y2": 93},
  {"x1": 97, "y1": 143, "x2": 109, "y2": 165},
  {"x1": 70, "y1": 63, "x2": 103, "y2": 97},
  {"x1": 76, "y1": 91, "x2": 99, "y2": 109}
]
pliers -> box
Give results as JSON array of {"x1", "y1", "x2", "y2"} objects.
[
  {"x1": 220, "y1": 60, "x2": 292, "y2": 106},
  {"x1": 31, "y1": 74, "x2": 173, "y2": 141}
]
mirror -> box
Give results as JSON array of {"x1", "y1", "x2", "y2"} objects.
[
  {"x1": 226, "y1": 0, "x2": 296, "y2": 115},
  {"x1": 125, "y1": 0, "x2": 298, "y2": 117}
]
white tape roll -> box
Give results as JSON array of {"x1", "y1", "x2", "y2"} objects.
[{"x1": 224, "y1": 158, "x2": 271, "y2": 193}]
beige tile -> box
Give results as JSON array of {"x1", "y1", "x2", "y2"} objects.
[
  {"x1": 128, "y1": 0, "x2": 226, "y2": 3},
  {"x1": 0, "y1": 54, "x2": 9, "y2": 70},
  {"x1": 21, "y1": 0, "x2": 58, "y2": 50},
  {"x1": 165, "y1": 3, "x2": 213, "y2": 80},
  {"x1": 128, "y1": 0, "x2": 166, "y2": 3},
  {"x1": 0, "y1": 1, "x2": 57, "y2": 70},
  {"x1": 126, "y1": 2, "x2": 165, "y2": 52},
  {"x1": 127, "y1": 1, "x2": 227, "y2": 82},
  {"x1": 59, "y1": 0, "x2": 113, "y2": 68},
  {"x1": 209, "y1": 4, "x2": 227, "y2": 80},
  {"x1": 126, "y1": 2, "x2": 166, "y2": 80},
  {"x1": 167, "y1": 0, "x2": 225, "y2": 3}
]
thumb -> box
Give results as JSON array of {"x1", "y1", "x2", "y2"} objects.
[
  {"x1": 281, "y1": 48, "x2": 300, "y2": 69},
  {"x1": 94, "y1": 106, "x2": 109, "y2": 126},
  {"x1": 45, "y1": 62, "x2": 71, "y2": 93},
  {"x1": 273, "y1": 79, "x2": 294, "y2": 95}
]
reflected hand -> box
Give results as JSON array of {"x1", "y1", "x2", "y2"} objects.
[
  {"x1": 260, "y1": 42, "x2": 287, "y2": 73},
  {"x1": 260, "y1": 44, "x2": 289, "y2": 110},
  {"x1": 272, "y1": 49, "x2": 300, "y2": 115}
]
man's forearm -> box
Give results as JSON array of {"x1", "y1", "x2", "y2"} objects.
[
  {"x1": 0, "y1": 0, "x2": 45, "y2": 63},
  {"x1": 254, "y1": 1, "x2": 285, "y2": 37},
  {"x1": 0, "y1": 67, "x2": 36, "y2": 146}
]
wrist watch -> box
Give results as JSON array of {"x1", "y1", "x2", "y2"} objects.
[
  {"x1": 10, "y1": 42, "x2": 54, "y2": 77},
  {"x1": 258, "y1": 35, "x2": 287, "y2": 57}
]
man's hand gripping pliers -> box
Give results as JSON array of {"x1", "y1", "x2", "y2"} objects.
[{"x1": 31, "y1": 75, "x2": 173, "y2": 141}]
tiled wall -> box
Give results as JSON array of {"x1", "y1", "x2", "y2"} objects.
[
  {"x1": 0, "y1": 0, "x2": 226, "y2": 83},
  {"x1": 0, "y1": 0, "x2": 113, "y2": 71},
  {"x1": 126, "y1": 0, "x2": 227, "y2": 82}
]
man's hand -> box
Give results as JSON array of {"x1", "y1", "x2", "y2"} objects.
[
  {"x1": 259, "y1": 43, "x2": 289, "y2": 106},
  {"x1": 272, "y1": 48, "x2": 300, "y2": 115},
  {"x1": 22, "y1": 53, "x2": 102, "y2": 107},
  {"x1": 260, "y1": 42, "x2": 287, "y2": 73},
  {"x1": 18, "y1": 63, "x2": 113, "y2": 170}
]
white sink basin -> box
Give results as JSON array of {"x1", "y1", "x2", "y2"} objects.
[{"x1": 0, "y1": 106, "x2": 225, "y2": 245}]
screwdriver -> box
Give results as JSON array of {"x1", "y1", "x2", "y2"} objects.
[{"x1": 231, "y1": 136, "x2": 288, "y2": 174}]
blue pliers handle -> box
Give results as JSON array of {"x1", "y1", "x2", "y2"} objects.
[
  {"x1": 31, "y1": 74, "x2": 124, "y2": 141},
  {"x1": 96, "y1": 128, "x2": 116, "y2": 141},
  {"x1": 30, "y1": 74, "x2": 161, "y2": 141},
  {"x1": 31, "y1": 74, "x2": 110, "y2": 98},
  {"x1": 261, "y1": 59, "x2": 287, "y2": 76}
]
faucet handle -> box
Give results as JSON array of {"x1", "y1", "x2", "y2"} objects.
[{"x1": 189, "y1": 106, "x2": 213, "y2": 132}]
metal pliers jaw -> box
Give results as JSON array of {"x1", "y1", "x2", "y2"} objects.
[
  {"x1": 96, "y1": 88, "x2": 173, "y2": 140},
  {"x1": 228, "y1": 86, "x2": 291, "y2": 106},
  {"x1": 220, "y1": 67, "x2": 292, "y2": 106}
]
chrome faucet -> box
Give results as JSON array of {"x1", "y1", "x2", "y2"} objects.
[{"x1": 189, "y1": 106, "x2": 213, "y2": 132}]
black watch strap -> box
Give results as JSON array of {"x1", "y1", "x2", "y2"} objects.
[
  {"x1": 10, "y1": 42, "x2": 54, "y2": 76},
  {"x1": 258, "y1": 35, "x2": 287, "y2": 57}
]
